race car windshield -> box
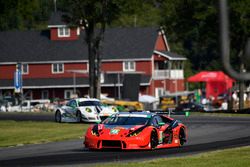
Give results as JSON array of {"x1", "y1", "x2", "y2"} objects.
[
  {"x1": 78, "y1": 101, "x2": 101, "y2": 107},
  {"x1": 103, "y1": 116, "x2": 150, "y2": 125}
]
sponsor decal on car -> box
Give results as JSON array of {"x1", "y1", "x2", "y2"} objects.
[
  {"x1": 110, "y1": 128, "x2": 120, "y2": 135},
  {"x1": 98, "y1": 124, "x2": 104, "y2": 130}
]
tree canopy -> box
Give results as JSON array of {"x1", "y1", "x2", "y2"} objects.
[{"x1": 159, "y1": 0, "x2": 250, "y2": 76}]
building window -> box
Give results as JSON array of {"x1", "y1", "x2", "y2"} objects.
[
  {"x1": 155, "y1": 88, "x2": 165, "y2": 98},
  {"x1": 64, "y1": 90, "x2": 74, "y2": 99},
  {"x1": 41, "y1": 90, "x2": 49, "y2": 99},
  {"x1": 25, "y1": 91, "x2": 33, "y2": 100},
  {"x1": 22, "y1": 64, "x2": 29, "y2": 74},
  {"x1": 171, "y1": 61, "x2": 183, "y2": 70},
  {"x1": 123, "y1": 61, "x2": 135, "y2": 71},
  {"x1": 52, "y1": 63, "x2": 64, "y2": 73},
  {"x1": 100, "y1": 73, "x2": 104, "y2": 83},
  {"x1": 58, "y1": 27, "x2": 70, "y2": 37}
]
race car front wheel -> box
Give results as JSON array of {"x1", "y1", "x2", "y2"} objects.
[
  {"x1": 179, "y1": 128, "x2": 186, "y2": 146},
  {"x1": 150, "y1": 130, "x2": 158, "y2": 149},
  {"x1": 55, "y1": 111, "x2": 61, "y2": 123}
]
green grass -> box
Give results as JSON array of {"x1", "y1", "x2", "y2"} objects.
[
  {"x1": 0, "y1": 121, "x2": 89, "y2": 147},
  {"x1": 95, "y1": 146, "x2": 250, "y2": 167}
]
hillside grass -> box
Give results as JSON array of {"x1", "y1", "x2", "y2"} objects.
[{"x1": 0, "y1": 121, "x2": 89, "y2": 147}]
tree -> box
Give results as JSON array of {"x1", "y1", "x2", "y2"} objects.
[
  {"x1": 0, "y1": 0, "x2": 53, "y2": 31},
  {"x1": 110, "y1": 0, "x2": 161, "y2": 27},
  {"x1": 159, "y1": 0, "x2": 220, "y2": 73},
  {"x1": 62, "y1": 0, "x2": 122, "y2": 98},
  {"x1": 159, "y1": 0, "x2": 250, "y2": 76}
]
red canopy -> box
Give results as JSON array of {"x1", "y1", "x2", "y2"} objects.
[{"x1": 187, "y1": 71, "x2": 235, "y2": 99}]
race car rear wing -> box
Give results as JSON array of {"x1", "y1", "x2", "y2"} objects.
[
  {"x1": 149, "y1": 109, "x2": 190, "y2": 117},
  {"x1": 125, "y1": 109, "x2": 190, "y2": 117}
]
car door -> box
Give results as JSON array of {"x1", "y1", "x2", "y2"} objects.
[
  {"x1": 64, "y1": 100, "x2": 77, "y2": 116},
  {"x1": 69, "y1": 100, "x2": 78, "y2": 115}
]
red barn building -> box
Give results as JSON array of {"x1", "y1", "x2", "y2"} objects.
[{"x1": 0, "y1": 12, "x2": 187, "y2": 100}]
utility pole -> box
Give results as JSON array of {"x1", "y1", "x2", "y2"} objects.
[
  {"x1": 14, "y1": 63, "x2": 23, "y2": 111},
  {"x1": 95, "y1": 53, "x2": 101, "y2": 99},
  {"x1": 239, "y1": 63, "x2": 245, "y2": 110},
  {"x1": 88, "y1": 39, "x2": 95, "y2": 98}
]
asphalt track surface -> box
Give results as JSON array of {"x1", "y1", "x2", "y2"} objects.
[{"x1": 0, "y1": 113, "x2": 250, "y2": 166}]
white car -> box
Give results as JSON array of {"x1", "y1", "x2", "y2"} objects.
[
  {"x1": 54, "y1": 98, "x2": 118, "y2": 123},
  {"x1": 8, "y1": 99, "x2": 50, "y2": 112}
]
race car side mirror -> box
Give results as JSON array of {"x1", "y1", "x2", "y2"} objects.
[
  {"x1": 158, "y1": 122, "x2": 165, "y2": 126},
  {"x1": 169, "y1": 120, "x2": 178, "y2": 129},
  {"x1": 95, "y1": 120, "x2": 101, "y2": 124}
]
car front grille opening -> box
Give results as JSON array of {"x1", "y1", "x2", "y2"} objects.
[
  {"x1": 102, "y1": 140, "x2": 122, "y2": 148},
  {"x1": 122, "y1": 141, "x2": 126, "y2": 148}
]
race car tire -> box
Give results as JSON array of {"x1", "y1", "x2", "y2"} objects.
[
  {"x1": 55, "y1": 110, "x2": 61, "y2": 123},
  {"x1": 76, "y1": 111, "x2": 83, "y2": 123},
  {"x1": 150, "y1": 130, "x2": 158, "y2": 149},
  {"x1": 179, "y1": 128, "x2": 186, "y2": 146}
]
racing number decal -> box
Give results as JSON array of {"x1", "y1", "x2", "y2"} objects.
[
  {"x1": 98, "y1": 124, "x2": 104, "y2": 130},
  {"x1": 110, "y1": 129, "x2": 120, "y2": 135}
]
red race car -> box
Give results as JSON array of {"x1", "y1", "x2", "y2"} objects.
[{"x1": 84, "y1": 111, "x2": 187, "y2": 150}]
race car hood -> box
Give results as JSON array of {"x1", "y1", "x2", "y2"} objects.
[
  {"x1": 96, "y1": 124, "x2": 145, "y2": 136},
  {"x1": 99, "y1": 106, "x2": 117, "y2": 114},
  {"x1": 78, "y1": 106, "x2": 99, "y2": 114}
]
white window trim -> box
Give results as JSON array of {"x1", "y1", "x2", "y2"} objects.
[
  {"x1": 123, "y1": 61, "x2": 136, "y2": 72},
  {"x1": 58, "y1": 27, "x2": 70, "y2": 37},
  {"x1": 64, "y1": 90, "x2": 74, "y2": 99},
  {"x1": 100, "y1": 72, "x2": 104, "y2": 83},
  {"x1": 155, "y1": 87, "x2": 165, "y2": 98},
  {"x1": 22, "y1": 64, "x2": 29, "y2": 75},
  {"x1": 41, "y1": 90, "x2": 49, "y2": 99},
  {"x1": 86, "y1": 63, "x2": 89, "y2": 72},
  {"x1": 77, "y1": 27, "x2": 80, "y2": 35},
  {"x1": 52, "y1": 63, "x2": 64, "y2": 74}
]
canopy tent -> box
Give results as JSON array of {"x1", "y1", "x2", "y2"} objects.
[
  {"x1": 187, "y1": 71, "x2": 235, "y2": 99},
  {"x1": 139, "y1": 95, "x2": 158, "y2": 103}
]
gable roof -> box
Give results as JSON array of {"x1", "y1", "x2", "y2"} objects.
[
  {"x1": 154, "y1": 50, "x2": 187, "y2": 60},
  {"x1": 0, "y1": 30, "x2": 87, "y2": 64},
  {"x1": 0, "y1": 27, "x2": 159, "y2": 64},
  {"x1": 102, "y1": 27, "x2": 157, "y2": 60}
]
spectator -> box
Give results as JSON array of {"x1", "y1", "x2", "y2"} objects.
[
  {"x1": 244, "y1": 93, "x2": 247, "y2": 101},
  {"x1": 232, "y1": 91, "x2": 238, "y2": 108},
  {"x1": 201, "y1": 98, "x2": 207, "y2": 105},
  {"x1": 232, "y1": 91, "x2": 238, "y2": 101},
  {"x1": 221, "y1": 100, "x2": 228, "y2": 110}
]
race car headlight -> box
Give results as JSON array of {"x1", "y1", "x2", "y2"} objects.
[
  {"x1": 85, "y1": 107, "x2": 92, "y2": 113},
  {"x1": 112, "y1": 107, "x2": 118, "y2": 112},
  {"x1": 126, "y1": 126, "x2": 146, "y2": 137},
  {"x1": 91, "y1": 125, "x2": 99, "y2": 136},
  {"x1": 91, "y1": 130, "x2": 99, "y2": 136}
]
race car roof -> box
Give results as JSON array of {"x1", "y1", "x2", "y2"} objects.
[
  {"x1": 76, "y1": 98, "x2": 100, "y2": 102},
  {"x1": 115, "y1": 111, "x2": 154, "y2": 118}
]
